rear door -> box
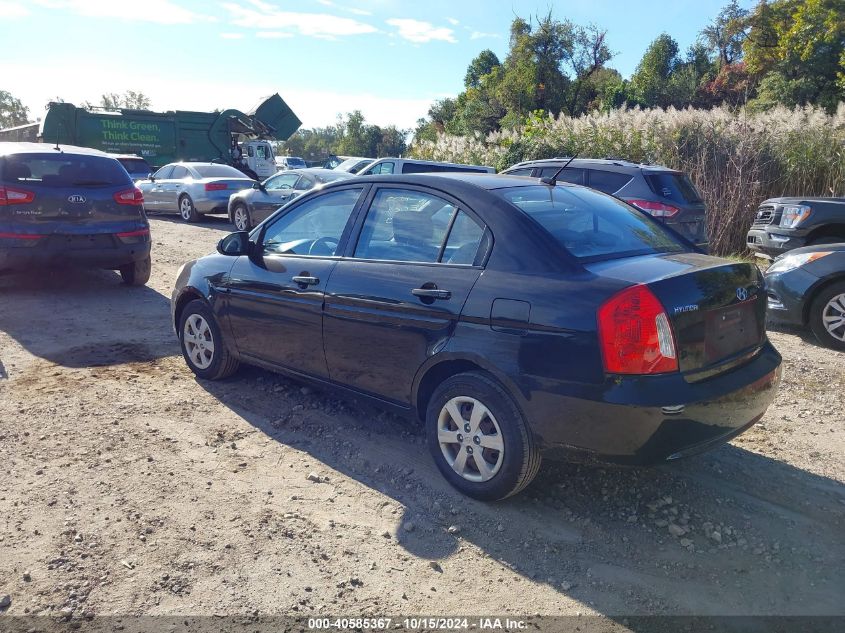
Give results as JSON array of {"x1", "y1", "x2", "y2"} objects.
[
  {"x1": 323, "y1": 185, "x2": 488, "y2": 404},
  {"x1": 224, "y1": 186, "x2": 367, "y2": 376},
  {"x1": 0, "y1": 152, "x2": 143, "y2": 238}
]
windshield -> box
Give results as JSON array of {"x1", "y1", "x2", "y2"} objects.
[
  {"x1": 494, "y1": 185, "x2": 688, "y2": 261},
  {"x1": 193, "y1": 164, "x2": 246, "y2": 178}
]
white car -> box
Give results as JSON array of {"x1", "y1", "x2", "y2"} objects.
[{"x1": 275, "y1": 156, "x2": 307, "y2": 170}]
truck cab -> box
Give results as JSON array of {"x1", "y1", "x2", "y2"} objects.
[{"x1": 234, "y1": 140, "x2": 276, "y2": 180}]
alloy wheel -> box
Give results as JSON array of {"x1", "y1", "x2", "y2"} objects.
[
  {"x1": 182, "y1": 314, "x2": 215, "y2": 369},
  {"x1": 234, "y1": 207, "x2": 249, "y2": 231},
  {"x1": 822, "y1": 293, "x2": 845, "y2": 342},
  {"x1": 437, "y1": 396, "x2": 504, "y2": 482},
  {"x1": 180, "y1": 198, "x2": 192, "y2": 220}
]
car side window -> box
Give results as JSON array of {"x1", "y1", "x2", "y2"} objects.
[
  {"x1": 366, "y1": 162, "x2": 394, "y2": 175},
  {"x1": 588, "y1": 170, "x2": 632, "y2": 194},
  {"x1": 443, "y1": 211, "x2": 485, "y2": 265},
  {"x1": 153, "y1": 165, "x2": 173, "y2": 180},
  {"x1": 538, "y1": 166, "x2": 584, "y2": 185},
  {"x1": 266, "y1": 173, "x2": 299, "y2": 190},
  {"x1": 260, "y1": 188, "x2": 364, "y2": 257},
  {"x1": 170, "y1": 165, "x2": 189, "y2": 179},
  {"x1": 296, "y1": 177, "x2": 314, "y2": 190},
  {"x1": 354, "y1": 188, "x2": 455, "y2": 264}
]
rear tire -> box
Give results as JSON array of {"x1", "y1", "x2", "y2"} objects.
[
  {"x1": 179, "y1": 195, "x2": 200, "y2": 223},
  {"x1": 178, "y1": 299, "x2": 240, "y2": 379},
  {"x1": 426, "y1": 371, "x2": 541, "y2": 501},
  {"x1": 809, "y1": 281, "x2": 845, "y2": 350},
  {"x1": 119, "y1": 255, "x2": 151, "y2": 286},
  {"x1": 232, "y1": 204, "x2": 252, "y2": 231}
]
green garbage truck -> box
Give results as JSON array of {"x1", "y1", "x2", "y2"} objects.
[{"x1": 0, "y1": 94, "x2": 301, "y2": 180}]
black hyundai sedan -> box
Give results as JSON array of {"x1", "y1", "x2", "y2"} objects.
[{"x1": 171, "y1": 173, "x2": 782, "y2": 500}]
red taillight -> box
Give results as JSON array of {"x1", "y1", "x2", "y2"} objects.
[
  {"x1": 626, "y1": 199, "x2": 679, "y2": 218},
  {"x1": 0, "y1": 185, "x2": 35, "y2": 205},
  {"x1": 0, "y1": 232, "x2": 42, "y2": 240},
  {"x1": 205, "y1": 183, "x2": 227, "y2": 191},
  {"x1": 597, "y1": 284, "x2": 678, "y2": 375},
  {"x1": 114, "y1": 188, "x2": 144, "y2": 205},
  {"x1": 116, "y1": 228, "x2": 150, "y2": 238}
]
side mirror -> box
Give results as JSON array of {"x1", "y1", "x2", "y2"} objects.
[
  {"x1": 217, "y1": 231, "x2": 252, "y2": 256},
  {"x1": 148, "y1": 173, "x2": 155, "y2": 181}
]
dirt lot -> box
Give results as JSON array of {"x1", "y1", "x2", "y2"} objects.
[{"x1": 1, "y1": 216, "x2": 843, "y2": 626}]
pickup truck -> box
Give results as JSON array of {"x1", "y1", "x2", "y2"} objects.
[{"x1": 747, "y1": 197, "x2": 845, "y2": 259}]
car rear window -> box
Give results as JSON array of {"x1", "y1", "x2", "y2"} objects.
[
  {"x1": 193, "y1": 164, "x2": 246, "y2": 178},
  {"x1": 117, "y1": 158, "x2": 151, "y2": 174},
  {"x1": 495, "y1": 185, "x2": 687, "y2": 262},
  {"x1": 644, "y1": 171, "x2": 703, "y2": 204},
  {"x1": 0, "y1": 153, "x2": 130, "y2": 187}
]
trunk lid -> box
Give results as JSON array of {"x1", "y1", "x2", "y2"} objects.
[{"x1": 586, "y1": 253, "x2": 766, "y2": 373}]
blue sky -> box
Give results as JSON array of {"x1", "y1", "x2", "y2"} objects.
[{"x1": 0, "y1": 0, "x2": 754, "y2": 130}]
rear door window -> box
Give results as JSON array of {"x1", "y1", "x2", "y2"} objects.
[
  {"x1": 170, "y1": 165, "x2": 189, "y2": 179},
  {"x1": 538, "y1": 166, "x2": 584, "y2": 185},
  {"x1": 587, "y1": 170, "x2": 632, "y2": 194},
  {"x1": 644, "y1": 171, "x2": 703, "y2": 204},
  {"x1": 0, "y1": 154, "x2": 130, "y2": 187},
  {"x1": 495, "y1": 185, "x2": 686, "y2": 262}
]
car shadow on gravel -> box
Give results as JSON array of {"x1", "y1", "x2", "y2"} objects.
[
  {"x1": 196, "y1": 367, "x2": 845, "y2": 622},
  {"x1": 0, "y1": 267, "x2": 175, "y2": 368},
  {"x1": 766, "y1": 318, "x2": 828, "y2": 348},
  {"x1": 147, "y1": 213, "x2": 235, "y2": 233}
]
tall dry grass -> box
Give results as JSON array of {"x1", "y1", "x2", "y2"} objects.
[{"x1": 411, "y1": 104, "x2": 845, "y2": 255}]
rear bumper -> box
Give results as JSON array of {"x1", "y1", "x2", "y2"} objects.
[
  {"x1": 533, "y1": 342, "x2": 782, "y2": 464},
  {"x1": 0, "y1": 234, "x2": 151, "y2": 271},
  {"x1": 747, "y1": 228, "x2": 807, "y2": 259},
  {"x1": 195, "y1": 192, "x2": 234, "y2": 214}
]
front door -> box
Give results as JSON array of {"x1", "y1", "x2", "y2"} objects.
[
  {"x1": 224, "y1": 186, "x2": 367, "y2": 377},
  {"x1": 323, "y1": 186, "x2": 489, "y2": 404}
]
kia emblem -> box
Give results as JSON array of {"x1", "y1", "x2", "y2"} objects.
[
  {"x1": 68, "y1": 194, "x2": 86, "y2": 203},
  {"x1": 736, "y1": 287, "x2": 748, "y2": 301}
]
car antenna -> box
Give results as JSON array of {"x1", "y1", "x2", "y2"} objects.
[
  {"x1": 540, "y1": 154, "x2": 577, "y2": 186},
  {"x1": 53, "y1": 122, "x2": 62, "y2": 152}
]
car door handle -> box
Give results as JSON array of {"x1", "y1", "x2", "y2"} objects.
[
  {"x1": 292, "y1": 275, "x2": 320, "y2": 286},
  {"x1": 412, "y1": 288, "x2": 451, "y2": 300}
]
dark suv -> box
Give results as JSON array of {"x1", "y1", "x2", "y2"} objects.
[
  {"x1": 747, "y1": 196, "x2": 845, "y2": 259},
  {"x1": 502, "y1": 158, "x2": 708, "y2": 247},
  {"x1": 0, "y1": 142, "x2": 151, "y2": 285}
]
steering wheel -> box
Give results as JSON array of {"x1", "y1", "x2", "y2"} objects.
[{"x1": 308, "y1": 236, "x2": 339, "y2": 256}]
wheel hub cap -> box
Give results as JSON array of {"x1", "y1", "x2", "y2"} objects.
[{"x1": 437, "y1": 396, "x2": 504, "y2": 483}]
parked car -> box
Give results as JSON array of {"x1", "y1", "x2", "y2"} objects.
[
  {"x1": 333, "y1": 156, "x2": 376, "y2": 174},
  {"x1": 358, "y1": 158, "x2": 495, "y2": 176},
  {"x1": 275, "y1": 156, "x2": 307, "y2": 170},
  {"x1": 501, "y1": 158, "x2": 708, "y2": 247},
  {"x1": 171, "y1": 173, "x2": 781, "y2": 500},
  {"x1": 0, "y1": 142, "x2": 151, "y2": 285},
  {"x1": 764, "y1": 243, "x2": 845, "y2": 349},
  {"x1": 136, "y1": 163, "x2": 254, "y2": 222},
  {"x1": 227, "y1": 168, "x2": 353, "y2": 231},
  {"x1": 109, "y1": 154, "x2": 153, "y2": 182},
  {"x1": 747, "y1": 197, "x2": 845, "y2": 259}
]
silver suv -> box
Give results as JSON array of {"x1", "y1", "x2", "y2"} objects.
[{"x1": 502, "y1": 158, "x2": 708, "y2": 247}]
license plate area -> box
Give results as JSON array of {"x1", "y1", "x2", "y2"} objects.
[
  {"x1": 704, "y1": 301, "x2": 759, "y2": 363},
  {"x1": 56, "y1": 234, "x2": 115, "y2": 250}
]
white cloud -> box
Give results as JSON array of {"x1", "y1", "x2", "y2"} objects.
[
  {"x1": 386, "y1": 18, "x2": 456, "y2": 44},
  {"x1": 221, "y1": 2, "x2": 377, "y2": 38},
  {"x1": 446, "y1": 17, "x2": 459, "y2": 26},
  {"x1": 220, "y1": 32, "x2": 244, "y2": 39},
  {"x1": 470, "y1": 31, "x2": 500, "y2": 40},
  {"x1": 0, "y1": 1, "x2": 28, "y2": 18},
  {"x1": 316, "y1": 0, "x2": 371, "y2": 16},
  {"x1": 31, "y1": 0, "x2": 214, "y2": 24},
  {"x1": 256, "y1": 31, "x2": 292, "y2": 39}
]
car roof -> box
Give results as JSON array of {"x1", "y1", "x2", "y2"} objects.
[
  {"x1": 330, "y1": 171, "x2": 576, "y2": 191},
  {"x1": 279, "y1": 167, "x2": 353, "y2": 178},
  {"x1": 0, "y1": 141, "x2": 111, "y2": 158},
  {"x1": 505, "y1": 157, "x2": 677, "y2": 172},
  {"x1": 109, "y1": 154, "x2": 149, "y2": 160},
  {"x1": 367, "y1": 157, "x2": 494, "y2": 170}
]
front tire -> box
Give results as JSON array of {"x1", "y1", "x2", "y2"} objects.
[
  {"x1": 809, "y1": 281, "x2": 845, "y2": 350},
  {"x1": 178, "y1": 299, "x2": 240, "y2": 379},
  {"x1": 179, "y1": 195, "x2": 200, "y2": 223},
  {"x1": 232, "y1": 204, "x2": 252, "y2": 231},
  {"x1": 119, "y1": 255, "x2": 151, "y2": 286},
  {"x1": 426, "y1": 371, "x2": 541, "y2": 501}
]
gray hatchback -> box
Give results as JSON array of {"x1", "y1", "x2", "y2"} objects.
[{"x1": 502, "y1": 158, "x2": 708, "y2": 247}]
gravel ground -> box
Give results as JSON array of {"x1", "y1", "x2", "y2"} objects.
[{"x1": 0, "y1": 216, "x2": 843, "y2": 625}]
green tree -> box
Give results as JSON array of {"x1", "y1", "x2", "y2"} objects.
[
  {"x1": 0, "y1": 90, "x2": 30, "y2": 127},
  {"x1": 744, "y1": 0, "x2": 845, "y2": 111},
  {"x1": 464, "y1": 50, "x2": 501, "y2": 89},
  {"x1": 99, "y1": 90, "x2": 152, "y2": 110},
  {"x1": 701, "y1": 0, "x2": 749, "y2": 67},
  {"x1": 629, "y1": 33, "x2": 681, "y2": 107}
]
